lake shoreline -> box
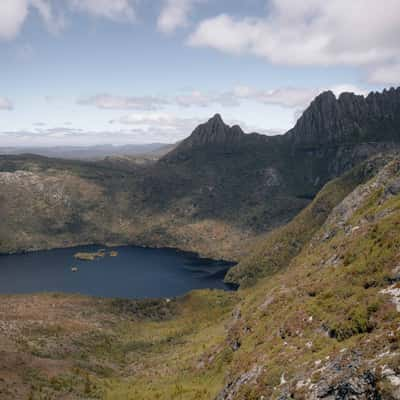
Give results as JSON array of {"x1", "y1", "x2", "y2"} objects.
[
  {"x1": 0, "y1": 244, "x2": 237, "y2": 299},
  {"x1": 0, "y1": 241, "x2": 238, "y2": 265}
]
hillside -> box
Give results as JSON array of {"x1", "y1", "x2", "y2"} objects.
[
  {"x1": 1, "y1": 88, "x2": 400, "y2": 261},
  {"x1": 225, "y1": 153, "x2": 397, "y2": 287},
  {"x1": 1, "y1": 153, "x2": 400, "y2": 399}
]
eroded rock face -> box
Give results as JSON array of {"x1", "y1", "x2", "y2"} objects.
[
  {"x1": 311, "y1": 371, "x2": 380, "y2": 400},
  {"x1": 185, "y1": 114, "x2": 245, "y2": 148},
  {"x1": 288, "y1": 87, "x2": 400, "y2": 146},
  {"x1": 263, "y1": 167, "x2": 282, "y2": 187},
  {"x1": 274, "y1": 351, "x2": 400, "y2": 400},
  {"x1": 163, "y1": 114, "x2": 264, "y2": 161},
  {"x1": 215, "y1": 365, "x2": 264, "y2": 400},
  {"x1": 317, "y1": 158, "x2": 400, "y2": 243}
]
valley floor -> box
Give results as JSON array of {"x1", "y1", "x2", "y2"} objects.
[{"x1": 0, "y1": 291, "x2": 239, "y2": 400}]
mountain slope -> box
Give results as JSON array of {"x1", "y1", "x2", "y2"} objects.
[
  {"x1": 225, "y1": 153, "x2": 397, "y2": 287},
  {"x1": 213, "y1": 155, "x2": 400, "y2": 399},
  {"x1": 1, "y1": 154, "x2": 400, "y2": 399}
]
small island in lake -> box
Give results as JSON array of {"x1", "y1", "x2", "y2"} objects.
[
  {"x1": 74, "y1": 249, "x2": 106, "y2": 261},
  {"x1": 73, "y1": 249, "x2": 119, "y2": 261}
]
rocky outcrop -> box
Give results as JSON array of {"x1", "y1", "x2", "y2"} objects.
[
  {"x1": 215, "y1": 365, "x2": 264, "y2": 400},
  {"x1": 288, "y1": 87, "x2": 400, "y2": 146},
  {"x1": 316, "y1": 157, "x2": 400, "y2": 244},
  {"x1": 182, "y1": 114, "x2": 245, "y2": 148},
  {"x1": 167, "y1": 87, "x2": 400, "y2": 158},
  {"x1": 162, "y1": 114, "x2": 268, "y2": 162}
]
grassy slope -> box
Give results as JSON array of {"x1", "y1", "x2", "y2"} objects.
[
  {"x1": 0, "y1": 291, "x2": 239, "y2": 400},
  {"x1": 221, "y1": 158, "x2": 400, "y2": 398},
  {"x1": 225, "y1": 154, "x2": 394, "y2": 287},
  {"x1": 1, "y1": 156, "x2": 400, "y2": 399}
]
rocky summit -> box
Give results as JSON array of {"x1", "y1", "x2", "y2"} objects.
[
  {"x1": 288, "y1": 87, "x2": 400, "y2": 146},
  {"x1": 169, "y1": 113, "x2": 247, "y2": 152}
]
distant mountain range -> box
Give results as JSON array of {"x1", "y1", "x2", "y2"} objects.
[{"x1": 0, "y1": 143, "x2": 175, "y2": 160}]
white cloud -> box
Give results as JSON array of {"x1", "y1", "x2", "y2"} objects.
[
  {"x1": 2, "y1": 127, "x2": 83, "y2": 141},
  {"x1": 232, "y1": 86, "x2": 319, "y2": 109},
  {"x1": 174, "y1": 87, "x2": 314, "y2": 108},
  {"x1": 112, "y1": 111, "x2": 286, "y2": 139},
  {"x1": 1, "y1": 117, "x2": 200, "y2": 145},
  {"x1": 0, "y1": 0, "x2": 135, "y2": 41},
  {"x1": 111, "y1": 112, "x2": 203, "y2": 135},
  {"x1": 0, "y1": 0, "x2": 29, "y2": 40},
  {"x1": 175, "y1": 90, "x2": 240, "y2": 107},
  {"x1": 367, "y1": 64, "x2": 400, "y2": 85},
  {"x1": 158, "y1": 0, "x2": 200, "y2": 33},
  {"x1": 0, "y1": 97, "x2": 14, "y2": 110},
  {"x1": 0, "y1": 0, "x2": 64, "y2": 40},
  {"x1": 0, "y1": 113, "x2": 287, "y2": 146},
  {"x1": 40, "y1": 127, "x2": 82, "y2": 138},
  {"x1": 174, "y1": 84, "x2": 366, "y2": 110},
  {"x1": 77, "y1": 84, "x2": 367, "y2": 118},
  {"x1": 77, "y1": 94, "x2": 169, "y2": 111},
  {"x1": 188, "y1": 0, "x2": 400, "y2": 84},
  {"x1": 78, "y1": 87, "x2": 321, "y2": 111},
  {"x1": 68, "y1": 0, "x2": 137, "y2": 21}
]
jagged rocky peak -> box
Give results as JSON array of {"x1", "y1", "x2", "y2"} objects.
[
  {"x1": 288, "y1": 87, "x2": 400, "y2": 146},
  {"x1": 186, "y1": 113, "x2": 245, "y2": 147},
  {"x1": 164, "y1": 114, "x2": 246, "y2": 161}
]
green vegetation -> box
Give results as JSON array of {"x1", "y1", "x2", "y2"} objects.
[
  {"x1": 226, "y1": 155, "x2": 391, "y2": 287},
  {"x1": 74, "y1": 250, "x2": 106, "y2": 261}
]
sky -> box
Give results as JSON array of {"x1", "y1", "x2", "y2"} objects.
[{"x1": 0, "y1": 0, "x2": 399, "y2": 147}]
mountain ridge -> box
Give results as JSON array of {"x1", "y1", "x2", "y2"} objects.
[
  {"x1": 0, "y1": 143, "x2": 175, "y2": 161},
  {"x1": 165, "y1": 86, "x2": 400, "y2": 158},
  {"x1": 288, "y1": 87, "x2": 400, "y2": 146}
]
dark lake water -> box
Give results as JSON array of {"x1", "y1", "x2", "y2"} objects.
[{"x1": 0, "y1": 245, "x2": 235, "y2": 299}]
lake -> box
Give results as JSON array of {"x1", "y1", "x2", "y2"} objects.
[{"x1": 0, "y1": 245, "x2": 235, "y2": 299}]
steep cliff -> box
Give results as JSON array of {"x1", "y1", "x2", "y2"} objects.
[{"x1": 288, "y1": 87, "x2": 400, "y2": 146}]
